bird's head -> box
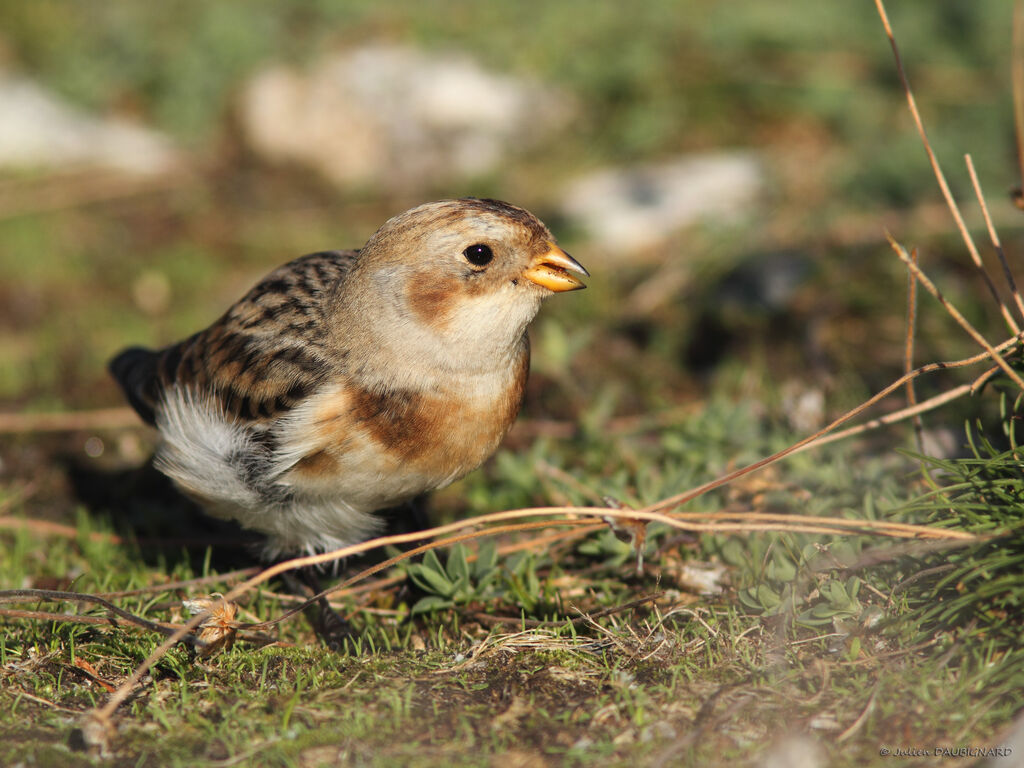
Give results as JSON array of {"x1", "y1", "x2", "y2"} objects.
[{"x1": 340, "y1": 198, "x2": 588, "y2": 372}]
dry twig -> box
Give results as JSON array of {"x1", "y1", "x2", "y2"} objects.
[
  {"x1": 965, "y1": 153, "x2": 1024, "y2": 323},
  {"x1": 887, "y1": 237, "x2": 1024, "y2": 392},
  {"x1": 1013, "y1": 0, "x2": 1024, "y2": 205},
  {"x1": 0, "y1": 407, "x2": 141, "y2": 434},
  {"x1": 0, "y1": 589, "x2": 205, "y2": 648},
  {"x1": 873, "y1": 0, "x2": 1019, "y2": 336},
  {"x1": 903, "y1": 247, "x2": 925, "y2": 451}
]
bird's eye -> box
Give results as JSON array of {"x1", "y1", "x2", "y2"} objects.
[{"x1": 463, "y1": 243, "x2": 493, "y2": 267}]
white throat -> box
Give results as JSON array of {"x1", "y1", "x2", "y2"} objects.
[{"x1": 337, "y1": 271, "x2": 541, "y2": 390}]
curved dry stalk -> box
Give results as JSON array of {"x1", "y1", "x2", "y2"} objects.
[
  {"x1": 799, "y1": 382, "x2": 972, "y2": 451},
  {"x1": 0, "y1": 515, "x2": 126, "y2": 544},
  {"x1": 0, "y1": 407, "x2": 141, "y2": 433},
  {"x1": 888, "y1": 237, "x2": 1024, "y2": 392},
  {"x1": 965, "y1": 153, "x2": 1024, "y2": 322},
  {"x1": 95, "y1": 568, "x2": 261, "y2": 599},
  {"x1": 240, "y1": 504, "x2": 962, "y2": 632},
  {"x1": 873, "y1": 0, "x2": 1020, "y2": 336},
  {"x1": 970, "y1": 364, "x2": 1003, "y2": 396},
  {"x1": 0, "y1": 589, "x2": 204, "y2": 648},
  {"x1": 904, "y1": 246, "x2": 924, "y2": 452},
  {"x1": 1014, "y1": 1, "x2": 1024, "y2": 195},
  {"x1": 89, "y1": 494, "x2": 977, "y2": 722},
  {"x1": 648, "y1": 335, "x2": 1022, "y2": 517},
  {"x1": 236, "y1": 519, "x2": 591, "y2": 630},
  {"x1": 665, "y1": 511, "x2": 970, "y2": 539}
]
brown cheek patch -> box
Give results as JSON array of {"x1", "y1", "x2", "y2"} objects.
[{"x1": 406, "y1": 271, "x2": 459, "y2": 331}]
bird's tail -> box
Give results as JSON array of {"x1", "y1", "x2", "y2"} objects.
[{"x1": 108, "y1": 346, "x2": 161, "y2": 425}]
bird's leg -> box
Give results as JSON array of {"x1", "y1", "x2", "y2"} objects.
[
  {"x1": 280, "y1": 566, "x2": 353, "y2": 651},
  {"x1": 280, "y1": 495, "x2": 432, "y2": 649}
]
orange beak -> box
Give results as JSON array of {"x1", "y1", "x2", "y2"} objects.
[{"x1": 523, "y1": 243, "x2": 589, "y2": 292}]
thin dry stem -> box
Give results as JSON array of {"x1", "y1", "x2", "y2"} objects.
[
  {"x1": 91, "y1": 497, "x2": 976, "y2": 720},
  {"x1": 0, "y1": 589, "x2": 203, "y2": 647},
  {"x1": 258, "y1": 508, "x2": 963, "y2": 627},
  {"x1": 888, "y1": 237, "x2": 1024, "y2": 391},
  {"x1": 970, "y1": 364, "x2": 1003, "y2": 396},
  {"x1": 95, "y1": 568, "x2": 262, "y2": 599},
  {"x1": 0, "y1": 407, "x2": 141, "y2": 434},
  {"x1": 1014, "y1": 1, "x2": 1024, "y2": 191},
  {"x1": 835, "y1": 684, "x2": 876, "y2": 745},
  {"x1": 648, "y1": 335, "x2": 1022, "y2": 516},
  {"x1": 965, "y1": 153, "x2": 1024, "y2": 322},
  {"x1": 7, "y1": 689, "x2": 82, "y2": 715},
  {"x1": 904, "y1": 246, "x2": 925, "y2": 451},
  {"x1": 800, "y1": 383, "x2": 972, "y2": 451},
  {"x1": 0, "y1": 515, "x2": 125, "y2": 544},
  {"x1": 873, "y1": 0, "x2": 1019, "y2": 336}
]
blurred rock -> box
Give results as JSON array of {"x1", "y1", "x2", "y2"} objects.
[
  {"x1": 918, "y1": 427, "x2": 963, "y2": 460},
  {"x1": 239, "y1": 45, "x2": 572, "y2": 191},
  {"x1": 780, "y1": 382, "x2": 825, "y2": 435},
  {"x1": 683, "y1": 250, "x2": 816, "y2": 373},
  {"x1": 0, "y1": 74, "x2": 179, "y2": 176},
  {"x1": 560, "y1": 152, "x2": 764, "y2": 254},
  {"x1": 761, "y1": 735, "x2": 825, "y2": 768},
  {"x1": 674, "y1": 562, "x2": 727, "y2": 595},
  {"x1": 131, "y1": 270, "x2": 172, "y2": 316}
]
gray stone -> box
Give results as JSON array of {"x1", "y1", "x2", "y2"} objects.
[
  {"x1": 0, "y1": 74, "x2": 179, "y2": 176},
  {"x1": 560, "y1": 152, "x2": 765, "y2": 254},
  {"x1": 239, "y1": 45, "x2": 572, "y2": 191}
]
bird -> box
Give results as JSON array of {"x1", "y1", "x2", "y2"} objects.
[{"x1": 109, "y1": 198, "x2": 588, "y2": 558}]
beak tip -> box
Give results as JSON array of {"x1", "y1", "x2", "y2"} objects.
[{"x1": 521, "y1": 243, "x2": 588, "y2": 292}]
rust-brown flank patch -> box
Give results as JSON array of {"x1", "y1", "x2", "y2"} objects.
[
  {"x1": 349, "y1": 343, "x2": 530, "y2": 475},
  {"x1": 498, "y1": 343, "x2": 530, "y2": 428},
  {"x1": 350, "y1": 386, "x2": 431, "y2": 460},
  {"x1": 291, "y1": 449, "x2": 338, "y2": 478}
]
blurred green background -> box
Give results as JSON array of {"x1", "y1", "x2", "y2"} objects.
[
  {"x1": 1, "y1": 6, "x2": 1022, "y2": 763},
  {"x1": 0, "y1": 0, "x2": 1018, "y2": 432}
]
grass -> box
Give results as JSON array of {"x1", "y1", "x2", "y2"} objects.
[
  {"x1": 2, "y1": 2, "x2": 1023, "y2": 766},
  {"x1": 2, "y1": 398, "x2": 1020, "y2": 766}
]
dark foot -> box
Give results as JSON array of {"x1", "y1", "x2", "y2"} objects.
[
  {"x1": 281, "y1": 567, "x2": 354, "y2": 651},
  {"x1": 382, "y1": 493, "x2": 432, "y2": 537}
]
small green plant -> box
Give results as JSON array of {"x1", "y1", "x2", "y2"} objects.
[
  {"x1": 798, "y1": 575, "x2": 863, "y2": 627},
  {"x1": 733, "y1": 549, "x2": 865, "y2": 630},
  {"x1": 403, "y1": 542, "x2": 501, "y2": 615},
  {"x1": 889, "y1": 395, "x2": 1024, "y2": 689},
  {"x1": 400, "y1": 541, "x2": 565, "y2": 619}
]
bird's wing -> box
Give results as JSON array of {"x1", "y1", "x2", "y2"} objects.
[{"x1": 109, "y1": 250, "x2": 358, "y2": 425}]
